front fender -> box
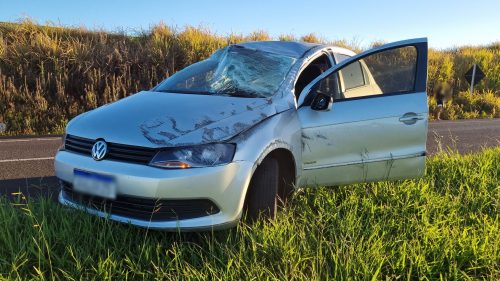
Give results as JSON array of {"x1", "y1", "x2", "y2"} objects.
[{"x1": 231, "y1": 109, "x2": 302, "y2": 181}]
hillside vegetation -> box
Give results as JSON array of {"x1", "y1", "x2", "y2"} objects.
[
  {"x1": 0, "y1": 20, "x2": 499, "y2": 135},
  {"x1": 0, "y1": 148, "x2": 499, "y2": 280}
]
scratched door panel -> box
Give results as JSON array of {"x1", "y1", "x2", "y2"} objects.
[
  {"x1": 299, "y1": 92, "x2": 427, "y2": 186},
  {"x1": 298, "y1": 39, "x2": 428, "y2": 186}
]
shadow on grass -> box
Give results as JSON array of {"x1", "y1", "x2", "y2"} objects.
[{"x1": 0, "y1": 176, "x2": 59, "y2": 201}]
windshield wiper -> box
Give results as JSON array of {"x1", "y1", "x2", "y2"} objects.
[
  {"x1": 156, "y1": 89, "x2": 266, "y2": 98},
  {"x1": 156, "y1": 89, "x2": 215, "y2": 96},
  {"x1": 218, "y1": 91, "x2": 265, "y2": 98}
]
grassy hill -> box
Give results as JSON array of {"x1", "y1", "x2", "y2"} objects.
[{"x1": 0, "y1": 20, "x2": 499, "y2": 135}]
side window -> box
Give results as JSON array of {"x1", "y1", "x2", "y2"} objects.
[
  {"x1": 315, "y1": 46, "x2": 417, "y2": 101},
  {"x1": 333, "y1": 53, "x2": 350, "y2": 63}
]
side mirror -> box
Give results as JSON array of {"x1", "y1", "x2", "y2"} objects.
[{"x1": 310, "y1": 91, "x2": 333, "y2": 111}]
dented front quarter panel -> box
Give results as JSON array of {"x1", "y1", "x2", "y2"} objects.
[{"x1": 231, "y1": 109, "x2": 303, "y2": 188}]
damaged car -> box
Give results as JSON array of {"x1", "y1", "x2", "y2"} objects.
[{"x1": 55, "y1": 38, "x2": 429, "y2": 230}]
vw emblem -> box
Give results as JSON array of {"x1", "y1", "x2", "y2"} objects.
[{"x1": 91, "y1": 140, "x2": 108, "y2": 161}]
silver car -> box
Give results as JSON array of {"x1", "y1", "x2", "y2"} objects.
[{"x1": 55, "y1": 38, "x2": 428, "y2": 230}]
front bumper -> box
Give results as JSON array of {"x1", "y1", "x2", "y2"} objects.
[{"x1": 54, "y1": 150, "x2": 254, "y2": 231}]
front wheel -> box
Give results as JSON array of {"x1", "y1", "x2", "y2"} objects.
[{"x1": 244, "y1": 158, "x2": 279, "y2": 221}]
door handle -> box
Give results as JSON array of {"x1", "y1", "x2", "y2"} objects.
[{"x1": 399, "y1": 113, "x2": 423, "y2": 124}]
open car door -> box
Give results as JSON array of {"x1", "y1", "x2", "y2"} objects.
[{"x1": 297, "y1": 38, "x2": 428, "y2": 186}]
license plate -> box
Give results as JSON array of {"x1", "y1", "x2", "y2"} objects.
[{"x1": 73, "y1": 169, "x2": 117, "y2": 199}]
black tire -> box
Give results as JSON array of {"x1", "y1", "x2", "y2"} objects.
[
  {"x1": 244, "y1": 158, "x2": 279, "y2": 221},
  {"x1": 277, "y1": 162, "x2": 294, "y2": 205}
]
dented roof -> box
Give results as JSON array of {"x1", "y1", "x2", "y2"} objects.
[{"x1": 235, "y1": 41, "x2": 322, "y2": 58}]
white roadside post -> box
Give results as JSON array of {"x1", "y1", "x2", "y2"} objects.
[{"x1": 470, "y1": 64, "x2": 476, "y2": 95}]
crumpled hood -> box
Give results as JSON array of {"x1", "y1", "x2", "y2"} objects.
[{"x1": 67, "y1": 91, "x2": 284, "y2": 147}]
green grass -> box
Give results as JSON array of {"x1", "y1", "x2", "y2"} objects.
[{"x1": 1, "y1": 148, "x2": 499, "y2": 280}]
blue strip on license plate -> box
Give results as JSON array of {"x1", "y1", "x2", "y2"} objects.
[
  {"x1": 73, "y1": 169, "x2": 117, "y2": 199},
  {"x1": 74, "y1": 169, "x2": 114, "y2": 183}
]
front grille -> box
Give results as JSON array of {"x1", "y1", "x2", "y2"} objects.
[
  {"x1": 64, "y1": 134, "x2": 157, "y2": 164},
  {"x1": 61, "y1": 182, "x2": 220, "y2": 222}
]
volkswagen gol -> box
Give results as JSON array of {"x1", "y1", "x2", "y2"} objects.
[{"x1": 55, "y1": 38, "x2": 428, "y2": 230}]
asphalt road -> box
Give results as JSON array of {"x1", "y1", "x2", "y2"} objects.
[
  {"x1": 0, "y1": 118, "x2": 499, "y2": 199},
  {"x1": 426, "y1": 119, "x2": 500, "y2": 154}
]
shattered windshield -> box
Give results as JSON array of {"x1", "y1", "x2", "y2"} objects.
[{"x1": 155, "y1": 45, "x2": 297, "y2": 98}]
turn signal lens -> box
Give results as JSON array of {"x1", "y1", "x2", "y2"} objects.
[{"x1": 150, "y1": 161, "x2": 191, "y2": 169}]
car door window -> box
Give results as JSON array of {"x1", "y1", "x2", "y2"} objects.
[{"x1": 314, "y1": 46, "x2": 418, "y2": 101}]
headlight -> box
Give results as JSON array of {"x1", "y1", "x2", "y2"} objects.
[{"x1": 149, "y1": 144, "x2": 236, "y2": 169}]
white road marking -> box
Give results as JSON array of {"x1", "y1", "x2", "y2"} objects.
[
  {"x1": 0, "y1": 137, "x2": 61, "y2": 143},
  {"x1": 0, "y1": 157, "x2": 55, "y2": 163}
]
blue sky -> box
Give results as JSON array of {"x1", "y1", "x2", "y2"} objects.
[{"x1": 1, "y1": 0, "x2": 499, "y2": 49}]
